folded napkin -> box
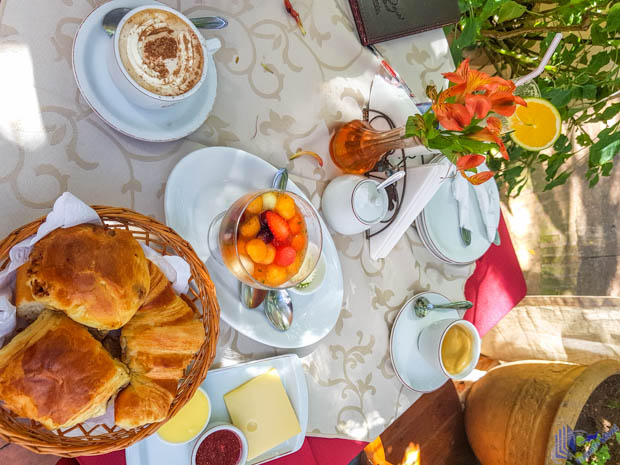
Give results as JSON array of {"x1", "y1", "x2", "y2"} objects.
[
  {"x1": 452, "y1": 168, "x2": 500, "y2": 243},
  {"x1": 366, "y1": 75, "x2": 445, "y2": 260},
  {"x1": 369, "y1": 164, "x2": 447, "y2": 260},
  {"x1": 463, "y1": 212, "x2": 527, "y2": 337},
  {"x1": 0, "y1": 192, "x2": 190, "y2": 347}
]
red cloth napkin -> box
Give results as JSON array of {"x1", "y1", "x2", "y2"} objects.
[
  {"x1": 463, "y1": 211, "x2": 527, "y2": 337},
  {"x1": 70, "y1": 438, "x2": 365, "y2": 465}
]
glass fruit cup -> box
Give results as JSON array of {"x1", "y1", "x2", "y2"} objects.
[{"x1": 209, "y1": 189, "x2": 323, "y2": 290}]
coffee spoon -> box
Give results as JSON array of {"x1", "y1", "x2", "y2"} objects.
[
  {"x1": 102, "y1": 8, "x2": 228, "y2": 37},
  {"x1": 414, "y1": 296, "x2": 473, "y2": 318}
]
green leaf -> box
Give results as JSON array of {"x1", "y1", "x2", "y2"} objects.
[
  {"x1": 543, "y1": 88, "x2": 572, "y2": 108},
  {"x1": 428, "y1": 136, "x2": 455, "y2": 150},
  {"x1": 601, "y1": 162, "x2": 614, "y2": 176},
  {"x1": 450, "y1": 17, "x2": 481, "y2": 62},
  {"x1": 496, "y1": 0, "x2": 526, "y2": 23},
  {"x1": 544, "y1": 171, "x2": 572, "y2": 191},
  {"x1": 591, "y1": 23, "x2": 607, "y2": 45},
  {"x1": 589, "y1": 173, "x2": 600, "y2": 187},
  {"x1": 590, "y1": 129, "x2": 620, "y2": 165},
  {"x1": 615, "y1": 431, "x2": 620, "y2": 443},
  {"x1": 597, "y1": 103, "x2": 620, "y2": 123},
  {"x1": 588, "y1": 51, "x2": 610, "y2": 73},
  {"x1": 606, "y1": 3, "x2": 620, "y2": 32},
  {"x1": 479, "y1": 0, "x2": 503, "y2": 19},
  {"x1": 577, "y1": 133, "x2": 593, "y2": 146},
  {"x1": 582, "y1": 84, "x2": 597, "y2": 101},
  {"x1": 576, "y1": 435, "x2": 586, "y2": 447},
  {"x1": 554, "y1": 134, "x2": 572, "y2": 153}
]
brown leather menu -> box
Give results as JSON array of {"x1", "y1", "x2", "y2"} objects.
[{"x1": 349, "y1": 0, "x2": 460, "y2": 46}]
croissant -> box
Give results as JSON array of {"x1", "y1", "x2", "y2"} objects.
[
  {"x1": 15, "y1": 224, "x2": 150, "y2": 330},
  {"x1": 114, "y1": 261, "x2": 205, "y2": 428},
  {"x1": 0, "y1": 310, "x2": 129, "y2": 430}
]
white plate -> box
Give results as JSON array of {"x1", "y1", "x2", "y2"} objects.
[
  {"x1": 390, "y1": 292, "x2": 458, "y2": 392},
  {"x1": 126, "y1": 354, "x2": 308, "y2": 465},
  {"x1": 420, "y1": 156, "x2": 499, "y2": 264},
  {"x1": 164, "y1": 147, "x2": 344, "y2": 348},
  {"x1": 72, "y1": 0, "x2": 217, "y2": 142}
]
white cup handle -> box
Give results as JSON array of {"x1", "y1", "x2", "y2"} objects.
[{"x1": 204, "y1": 37, "x2": 221, "y2": 55}]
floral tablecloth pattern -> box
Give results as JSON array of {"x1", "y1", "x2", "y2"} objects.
[{"x1": 0, "y1": 0, "x2": 473, "y2": 440}]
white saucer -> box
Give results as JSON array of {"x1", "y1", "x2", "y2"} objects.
[
  {"x1": 419, "y1": 156, "x2": 499, "y2": 264},
  {"x1": 72, "y1": 0, "x2": 218, "y2": 142},
  {"x1": 164, "y1": 147, "x2": 344, "y2": 349},
  {"x1": 390, "y1": 291, "x2": 458, "y2": 392}
]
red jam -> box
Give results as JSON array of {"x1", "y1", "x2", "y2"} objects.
[{"x1": 195, "y1": 430, "x2": 242, "y2": 465}]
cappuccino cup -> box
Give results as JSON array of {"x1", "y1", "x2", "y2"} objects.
[
  {"x1": 418, "y1": 318, "x2": 480, "y2": 380},
  {"x1": 107, "y1": 5, "x2": 220, "y2": 110}
]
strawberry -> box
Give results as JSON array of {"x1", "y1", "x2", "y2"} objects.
[
  {"x1": 265, "y1": 211, "x2": 290, "y2": 242},
  {"x1": 274, "y1": 246, "x2": 296, "y2": 267}
]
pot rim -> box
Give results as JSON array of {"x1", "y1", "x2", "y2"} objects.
[{"x1": 544, "y1": 359, "x2": 620, "y2": 465}]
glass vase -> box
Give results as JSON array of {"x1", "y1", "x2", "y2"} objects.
[{"x1": 329, "y1": 120, "x2": 422, "y2": 174}]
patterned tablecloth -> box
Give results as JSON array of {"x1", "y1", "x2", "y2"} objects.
[{"x1": 0, "y1": 0, "x2": 474, "y2": 441}]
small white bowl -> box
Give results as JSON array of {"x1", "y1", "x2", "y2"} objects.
[
  {"x1": 156, "y1": 387, "x2": 211, "y2": 446},
  {"x1": 192, "y1": 423, "x2": 249, "y2": 465},
  {"x1": 288, "y1": 253, "x2": 326, "y2": 296}
]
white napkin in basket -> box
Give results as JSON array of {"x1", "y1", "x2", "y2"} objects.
[{"x1": 0, "y1": 192, "x2": 190, "y2": 347}]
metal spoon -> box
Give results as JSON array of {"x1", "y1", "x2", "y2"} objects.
[
  {"x1": 264, "y1": 290, "x2": 294, "y2": 331},
  {"x1": 414, "y1": 296, "x2": 473, "y2": 318},
  {"x1": 376, "y1": 171, "x2": 405, "y2": 191},
  {"x1": 102, "y1": 8, "x2": 228, "y2": 37}
]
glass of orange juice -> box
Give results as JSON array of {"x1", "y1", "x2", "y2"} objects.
[{"x1": 208, "y1": 189, "x2": 322, "y2": 290}]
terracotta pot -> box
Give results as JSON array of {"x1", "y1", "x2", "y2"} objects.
[{"x1": 464, "y1": 359, "x2": 620, "y2": 465}]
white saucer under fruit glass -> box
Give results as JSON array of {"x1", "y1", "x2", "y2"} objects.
[
  {"x1": 72, "y1": 0, "x2": 218, "y2": 142},
  {"x1": 165, "y1": 147, "x2": 344, "y2": 349},
  {"x1": 390, "y1": 291, "x2": 459, "y2": 392}
]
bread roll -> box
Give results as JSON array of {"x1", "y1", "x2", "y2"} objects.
[
  {"x1": 15, "y1": 224, "x2": 150, "y2": 330},
  {"x1": 0, "y1": 311, "x2": 129, "y2": 430},
  {"x1": 115, "y1": 261, "x2": 205, "y2": 428},
  {"x1": 114, "y1": 374, "x2": 177, "y2": 429}
]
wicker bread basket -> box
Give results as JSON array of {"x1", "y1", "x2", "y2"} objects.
[{"x1": 0, "y1": 206, "x2": 220, "y2": 457}]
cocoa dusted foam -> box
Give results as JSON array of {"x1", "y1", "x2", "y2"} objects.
[{"x1": 118, "y1": 9, "x2": 204, "y2": 97}]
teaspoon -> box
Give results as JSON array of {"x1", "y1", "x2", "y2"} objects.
[
  {"x1": 414, "y1": 296, "x2": 473, "y2": 318},
  {"x1": 264, "y1": 290, "x2": 294, "y2": 331},
  {"x1": 102, "y1": 8, "x2": 228, "y2": 37}
]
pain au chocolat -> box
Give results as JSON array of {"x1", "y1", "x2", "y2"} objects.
[
  {"x1": 115, "y1": 261, "x2": 205, "y2": 429},
  {"x1": 15, "y1": 224, "x2": 150, "y2": 330},
  {"x1": 0, "y1": 311, "x2": 130, "y2": 430}
]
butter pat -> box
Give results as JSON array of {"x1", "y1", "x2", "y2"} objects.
[{"x1": 224, "y1": 368, "x2": 301, "y2": 460}]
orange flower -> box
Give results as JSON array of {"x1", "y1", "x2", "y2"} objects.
[
  {"x1": 462, "y1": 170, "x2": 496, "y2": 185},
  {"x1": 469, "y1": 117, "x2": 509, "y2": 160},
  {"x1": 432, "y1": 92, "x2": 473, "y2": 131},
  {"x1": 456, "y1": 154, "x2": 486, "y2": 171},
  {"x1": 487, "y1": 91, "x2": 526, "y2": 117},
  {"x1": 465, "y1": 94, "x2": 492, "y2": 119},
  {"x1": 443, "y1": 58, "x2": 494, "y2": 97}
]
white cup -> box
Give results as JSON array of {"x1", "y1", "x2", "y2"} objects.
[
  {"x1": 417, "y1": 319, "x2": 481, "y2": 381},
  {"x1": 321, "y1": 175, "x2": 389, "y2": 236},
  {"x1": 106, "y1": 5, "x2": 221, "y2": 110}
]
